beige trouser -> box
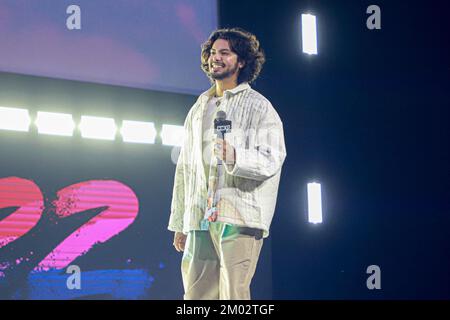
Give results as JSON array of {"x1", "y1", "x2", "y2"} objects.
[{"x1": 181, "y1": 222, "x2": 264, "y2": 300}]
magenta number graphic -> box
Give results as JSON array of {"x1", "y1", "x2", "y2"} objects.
[
  {"x1": 0, "y1": 177, "x2": 44, "y2": 248},
  {"x1": 0, "y1": 177, "x2": 139, "y2": 272}
]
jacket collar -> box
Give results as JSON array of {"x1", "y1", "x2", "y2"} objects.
[{"x1": 199, "y1": 82, "x2": 250, "y2": 103}]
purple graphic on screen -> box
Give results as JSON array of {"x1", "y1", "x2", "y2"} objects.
[
  {"x1": 0, "y1": 177, "x2": 150, "y2": 299},
  {"x1": 35, "y1": 180, "x2": 139, "y2": 271},
  {"x1": 0, "y1": 177, "x2": 139, "y2": 278},
  {"x1": 0, "y1": 0, "x2": 217, "y2": 94},
  {"x1": 0, "y1": 177, "x2": 43, "y2": 248}
]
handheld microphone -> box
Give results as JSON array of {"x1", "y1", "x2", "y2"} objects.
[
  {"x1": 214, "y1": 111, "x2": 232, "y2": 139},
  {"x1": 202, "y1": 111, "x2": 233, "y2": 225}
]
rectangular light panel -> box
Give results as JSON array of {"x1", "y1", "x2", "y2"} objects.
[
  {"x1": 121, "y1": 120, "x2": 156, "y2": 144},
  {"x1": 307, "y1": 182, "x2": 323, "y2": 223},
  {"x1": 80, "y1": 116, "x2": 116, "y2": 140},
  {"x1": 36, "y1": 111, "x2": 75, "y2": 136},
  {"x1": 0, "y1": 107, "x2": 31, "y2": 132},
  {"x1": 161, "y1": 124, "x2": 184, "y2": 147},
  {"x1": 302, "y1": 14, "x2": 318, "y2": 55}
]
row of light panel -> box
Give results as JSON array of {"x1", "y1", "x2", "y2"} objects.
[
  {"x1": 1, "y1": 107, "x2": 324, "y2": 224},
  {"x1": 0, "y1": 107, "x2": 184, "y2": 146}
]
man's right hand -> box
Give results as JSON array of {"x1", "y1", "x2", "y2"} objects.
[{"x1": 173, "y1": 232, "x2": 187, "y2": 252}]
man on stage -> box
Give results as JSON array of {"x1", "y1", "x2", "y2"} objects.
[{"x1": 168, "y1": 27, "x2": 287, "y2": 300}]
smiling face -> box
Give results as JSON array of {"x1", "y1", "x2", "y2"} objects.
[{"x1": 208, "y1": 39, "x2": 244, "y2": 81}]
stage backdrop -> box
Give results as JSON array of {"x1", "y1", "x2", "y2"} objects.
[
  {"x1": 0, "y1": 0, "x2": 217, "y2": 94},
  {"x1": 0, "y1": 0, "x2": 273, "y2": 300}
]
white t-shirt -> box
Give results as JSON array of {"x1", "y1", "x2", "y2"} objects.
[{"x1": 202, "y1": 95, "x2": 223, "y2": 180}]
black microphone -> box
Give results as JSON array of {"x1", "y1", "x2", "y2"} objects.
[
  {"x1": 214, "y1": 111, "x2": 232, "y2": 139},
  {"x1": 213, "y1": 111, "x2": 232, "y2": 166}
]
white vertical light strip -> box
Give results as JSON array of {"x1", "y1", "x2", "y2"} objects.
[
  {"x1": 307, "y1": 182, "x2": 323, "y2": 223},
  {"x1": 0, "y1": 107, "x2": 31, "y2": 132},
  {"x1": 120, "y1": 120, "x2": 156, "y2": 144},
  {"x1": 302, "y1": 13, "x2": 318, "y2": 55},
  {"x1": 36, "y1": 111, "x2": 75, "y2": 136},
  {"x1": 79, "y1": 116, "x2": 117, "y2": 140},
  {"x1": 161, "y1": 124, "x2": 184, "y2": 146}
]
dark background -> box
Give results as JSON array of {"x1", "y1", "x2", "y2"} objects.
[
  {"x1": 1, "y1": 0, "x2": 449, "y2": 299},
  {"x1": 218, "y1": 0, "x2": 450, "y2": 299}
]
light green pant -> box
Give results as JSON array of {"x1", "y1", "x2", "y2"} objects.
[{"x1": 181, "y1": 222, "x2": 263, "y2": 300}]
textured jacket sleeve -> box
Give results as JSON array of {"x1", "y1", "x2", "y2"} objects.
[
  {"x1": 167, "y1": 108, "x2": 193, "y2": 233},
  {"x1": 167, "y1": 143, "x2": 185, "y2": 232},
  {"x1": 225, "y1": 102, "x2": 287, "y2": 181}
]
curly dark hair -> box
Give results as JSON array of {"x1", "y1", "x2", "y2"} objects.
[{"x1": 201, "y1": 28, "x2": 266, "y2": 84}]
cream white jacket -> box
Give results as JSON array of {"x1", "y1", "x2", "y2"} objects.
[{"x1": 168, "y1": 82, "x2": 286, "y2": 238}]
